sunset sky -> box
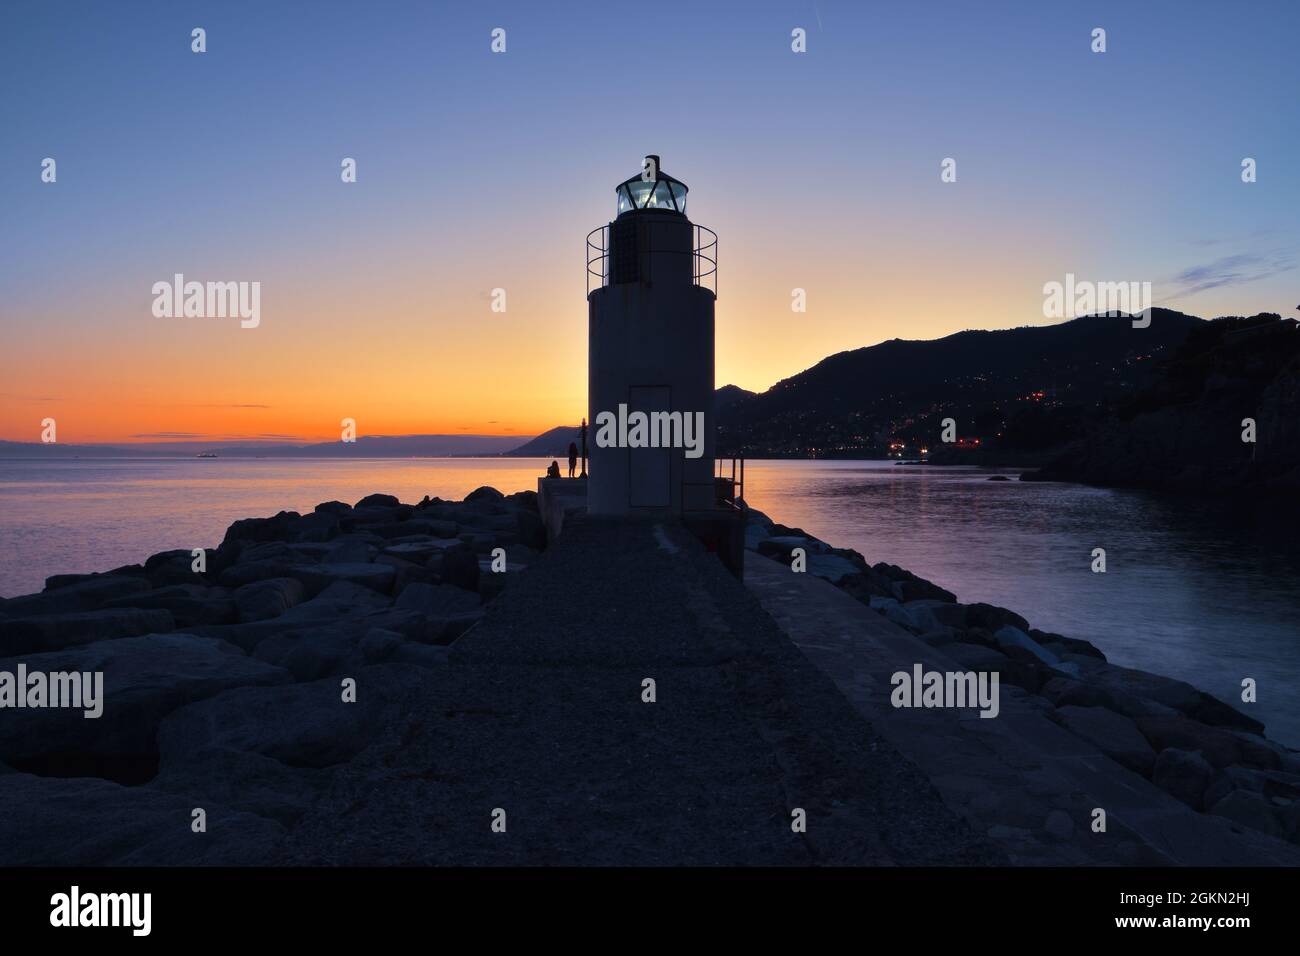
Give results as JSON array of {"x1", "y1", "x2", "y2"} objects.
[{"x1": 2, "y1": 0, "x2": 1298, "y2": 444}]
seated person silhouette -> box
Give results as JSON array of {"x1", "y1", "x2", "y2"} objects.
[{"x1": 546, "y1": 460, "x2": 561, "y2": 479}]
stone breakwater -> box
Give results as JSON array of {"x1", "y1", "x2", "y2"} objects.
[
  {"x1": 0, "y1": 487, "x2": 542, "y2": 864},
  {"x1": 0, "y1": 484, "x2": 1295, "y2": 865},
  {"x1": 745, "y1": 507, "x2": 1300, "y2": 851}
]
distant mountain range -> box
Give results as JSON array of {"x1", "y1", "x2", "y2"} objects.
[
  {"x1": 0, "y1": 435, "x2": 525, "y2": 459},
  {"x1": 715, "y1": 309, "x2": 1207, "y2": 459}
]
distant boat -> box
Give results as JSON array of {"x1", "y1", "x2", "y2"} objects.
[{"x1": 195, "y1": 452, "x2": 218, "y2": 459}]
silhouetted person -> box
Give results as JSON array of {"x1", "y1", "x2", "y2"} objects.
[
  {"x1": 567, "y1": 441, "x2": 579, "y2": 478},
  {"x1": 546, "y1": 460, "x2": 561, "y2": 479}
]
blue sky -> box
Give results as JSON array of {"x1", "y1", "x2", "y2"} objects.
[{"x1": 1, "y1": 0, "x2": 1297, "y2": 440}]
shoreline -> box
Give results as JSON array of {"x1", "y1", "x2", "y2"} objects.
[{"x1": 1, "y1": 486, "x2": 1298, "y2": 864}]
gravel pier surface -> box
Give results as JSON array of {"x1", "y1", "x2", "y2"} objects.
[{"x1": 277, "y1": 516, "x2": 1001, "y2": 865}]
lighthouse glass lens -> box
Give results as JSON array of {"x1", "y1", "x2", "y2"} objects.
[
  {"x1": 671, "y1": 183, "x2": 687, "y2": 213},
  {"x1": 625, "y1": 180, "x2": 654, "y2": 207}
]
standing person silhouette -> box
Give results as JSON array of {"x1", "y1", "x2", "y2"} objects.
[{"x1": 567, "y1": 441, "x2": 579, "y2": 478}]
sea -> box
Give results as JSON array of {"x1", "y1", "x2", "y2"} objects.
[{"x1": 2, "y1": 457, "x2": 1297, "y2": 746}]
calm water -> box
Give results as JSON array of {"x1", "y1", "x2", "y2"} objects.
[{"x1": 2, "y1": 458, "x2": 1298, "y2": 746}]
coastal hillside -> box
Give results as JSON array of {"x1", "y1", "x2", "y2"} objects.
[
  {"x1": 1027, "y1": 313, "x2": 1300, "y2": 491},
  {"x1": 716, "y1": 310, "x2": 1203, "y2": 458}
]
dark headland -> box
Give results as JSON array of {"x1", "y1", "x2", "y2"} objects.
[{"x1": 1, "y1": 486, "x2": 1297, "y2": 865}]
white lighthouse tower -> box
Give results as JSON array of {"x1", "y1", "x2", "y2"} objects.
[{"x1": 586, "y1": 155, "x2": 720, "y2": 517}]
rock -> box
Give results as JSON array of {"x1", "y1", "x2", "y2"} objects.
[
  {"x1": 157, "y1": 665, "x2": 424, "y2": 771},
  {"x1": 251, "y1": 609, "x2": 428, "y2": 680},
  {"x1": 1031, "y1": 628, "x2": 1106, "y2": 661},
  {"x1": 918, "y1": 626, "x2": 960, "y2": 648},
  {"x1": 314, "y1": 500, "x2": 352, "y2": 515},
  {"x1": 988, "y1": 475, "x2": 1011, "y2": 481},
  {"x1": 103, "y1": 584, "x2": 238, "y2": 627},
  {"x1": 964, "y1": 602, "x2": 1029, "y2": 633},
  {"x1": 234, "y1": 577, "x2": 306, "y2": 623},
  {"x1": 1074, "y1": 660, "x2": 1264, "y2": 733},
  {"x1": 0, "y1": 635, "x2": 290, "y2": 781},
  {"x1": 942, "y1": 642, "x2": 1044, "y2": 694},
  {"x1": 1152, "y1": 748, "x2": 1215, "y2": 809},
  {"x1": 377, "y1": 554, "x2": 439, "y2": 593},
  {"x1": 218, "y1": 559, "x2": 297, "y2": 589},
  {"x1": 1055, "y1": 705, "x2": 1157, "y2": 776},
  {"x1": 992, "y1": 625, "x2": 1061, "y2": 667},
  {"x1": 1136, "y1": 715, "x2": 1281, "y2": 770},
  {"x1": 804, "y1": 552, "x2": 865, "y2": 584},
  {"x1": 1208, "y1": 789, "x2": 1285, "y2": 839},
  {"x1": 355, "y1": 493, "x2": 400, "y2": 509},
  {"x1": 1203, "y1": 765, "x2": 1300, "y2": 811},
  {"x1": 360, "y1": 628, "x2": 403, "y2": 662},
  {"x1": 464, "y1": 486, "x2": 504, "y2": 504},
  {"x1": 744, "y1": 522, "x2": 772, "y2": 550},
  {"x1": 872, "y1": 563, "x2": 957, "y2": 603},
  {"x1": 902, "y1": 600, "x2": 968, "y2": 631},
  {"x1": 289, "y1": 562, "x2": 395, "y2": 597},
  {"x1": 382, "y1": 541, "x2": 448, "y2": 562},
  {"x1": 141, "y1": 549, "x2": 207, "y2": 587},
  {"x1": 221, "y1": 510, "x2": 301, "y2": 546},
  {"x1": 324, "y1": 537, "x2": 375, "y2": 563},
  {"x1": 505, "y1": 490, "x2": 539, "y2": 512},
  {"x1": 0, "y1": 607, "x2": 176, "y2": 655},
  {"x1": 440, "y1": 546, "x2": 481, "y2": 592},
  {"x1": 8, "y1": 575, "x2": 150, "y2": 615},
  {"x1": 1039, "y1": 676, "x2": 1177, "y2": 721},
  {"x1": 0, "y1": 774, "x2": 285, "y2": 865}
]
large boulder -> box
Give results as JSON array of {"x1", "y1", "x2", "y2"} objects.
[
  {"x1": 439, "y1": 546, "x2": 481, "y2": 592},
  {"x1": 7, "y1": 575, "x2": 150, "y2": 615},
  {"x1": 221, "y1": 510, "x2": 302, "y2": 546},
  {"x1": 251, "y1": 609, "x2": 428, "y2": 680},
  {"x1": 157, "y1": 665, "x2": 426, "y2": 771},
  {"x1": 1136, "y1": 715, "x2": 1281, "y2": 770},
  {"x1": 873, "y1": 563, "x2": 957, "y2": 603},
  {"x1": 464, "y1": 486, "x2": 504, "y2": 504},
  {"x1": 0, "y1": 607, "x2": 175, "y2": 655},
  {"x1": 0, "y1": 635, "x2": 290, "y2": 781},
  {"x1": 102, "y1": 584, "x2": 237, "y2": 627},
  {"x1": 1072, "y1": 659, "x2": 1262, "y2": 733},
  {"x1": 354, "y1": 493, "x2": 400, "y2": 509},
  {"x1": 288, "y1": 562, "x2": 396, "y2": 597},
  {"x1": 1152, "y1": 748, "x2": 1215, "y2": 809},
  {"x1": 234, "y1": 577, "x2": 306, "y2": 623},
  {"x1": 1055, "y1": 705, "x2": 1157, "y2": 776}
]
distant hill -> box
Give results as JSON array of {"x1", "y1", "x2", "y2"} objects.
[
  {"x1": 1027, "y1": 314, "x2": 1300, "y2": 491},
  {"x1": 503, "y1": 426, "x2": 582, "y2": 458},
  {"x1": 0, "y1": 434, "x2": 527, "y2": 459},
  {"x1": 717, "y1": 310, "x2": 1205, "y2": 458}
]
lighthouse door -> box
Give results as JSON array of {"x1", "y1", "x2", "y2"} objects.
[{"x1": 628, "y1": 386, "x2": 671, "y2": 508}]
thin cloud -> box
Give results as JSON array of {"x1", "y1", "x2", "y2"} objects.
[{"x1": 1166, "y1": 250, "x2": 1296, "y2": 297}]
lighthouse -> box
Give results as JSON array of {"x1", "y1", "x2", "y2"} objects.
[{"x1": 586, "y1": 155, "x2": 719, "y2": 515}]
